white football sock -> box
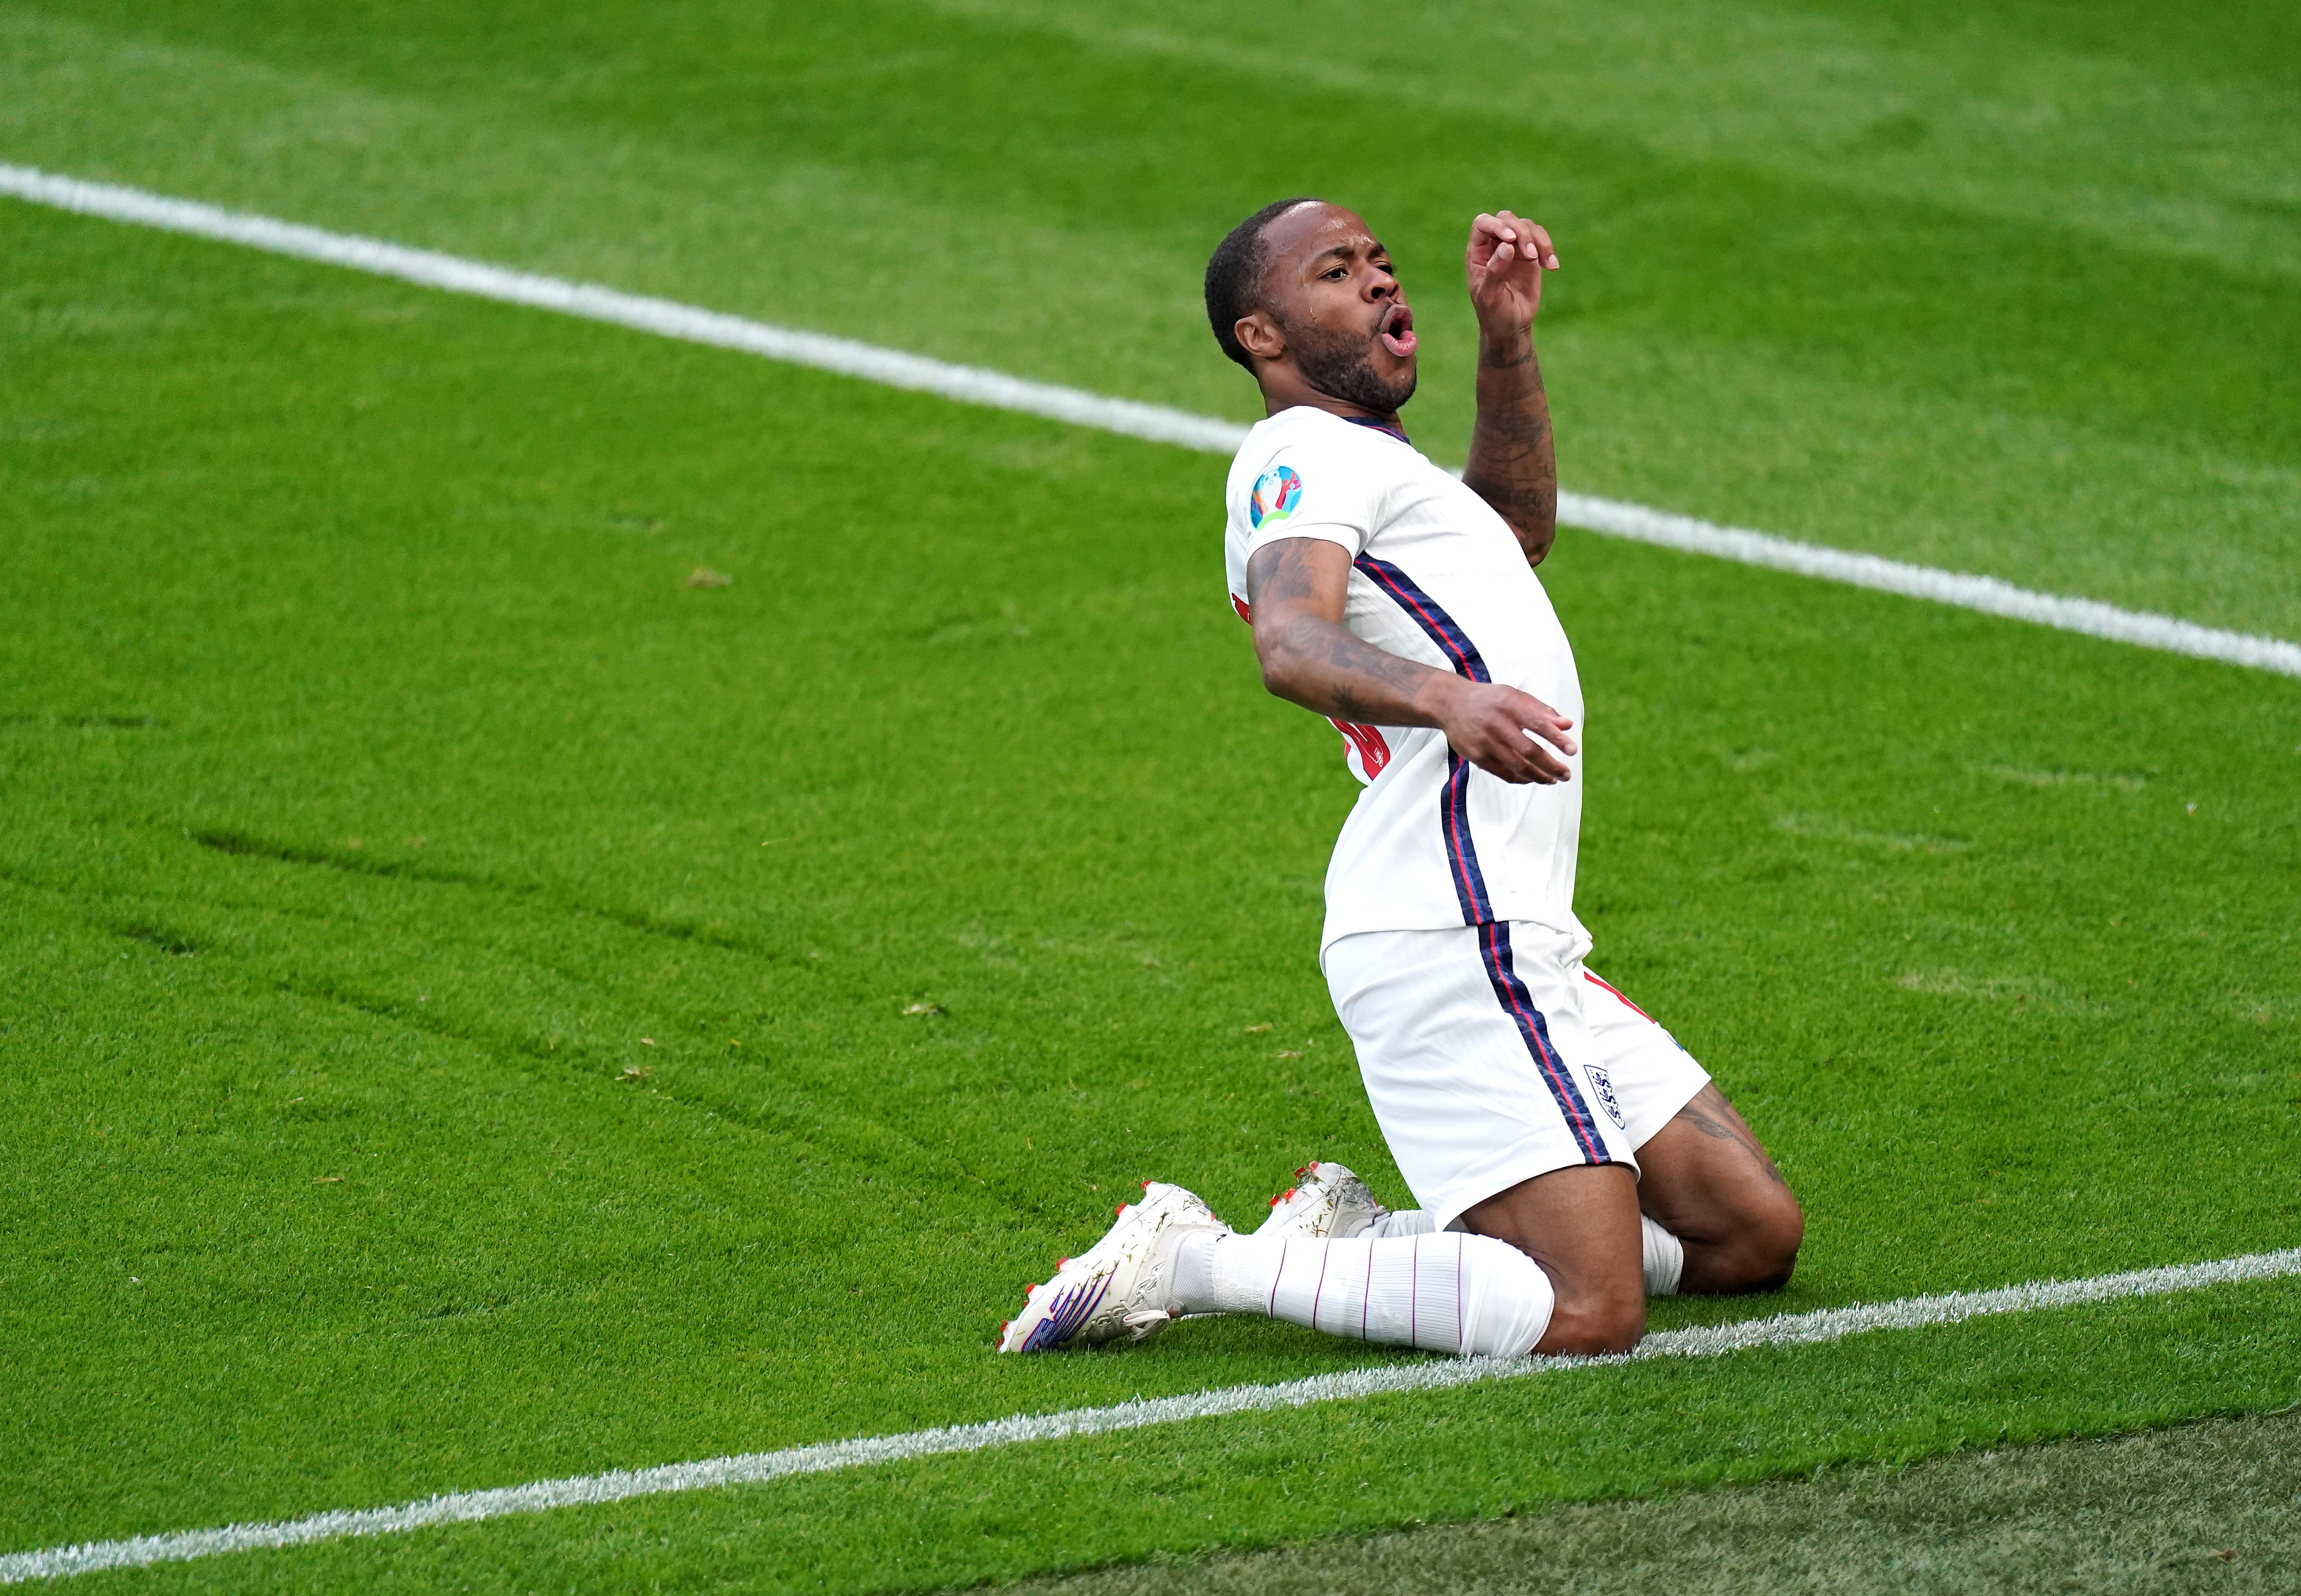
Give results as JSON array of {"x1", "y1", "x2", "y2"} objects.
[
  {"x1": 1173, "y1": 1231, "x2": 1553, "y2": 1357},
  {"x1": 1641, "y1": 1213, "x2": 1685, "y2": 1298},
  {"x1": 1367, "y1": 1209, "x2": 1472, "y2": 1238}
]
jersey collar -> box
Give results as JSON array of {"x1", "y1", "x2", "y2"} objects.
[{"x1": 1341, "y1": 414, "x2": 1412, "y2": 445}]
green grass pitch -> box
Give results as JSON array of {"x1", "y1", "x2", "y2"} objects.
[
  {"x1": 3, "y1": 0, "x2": 2298, "y2": 1590},
  {"x1": 1027, "y1": 1410, "x2": 2301, "y2": 1594}
]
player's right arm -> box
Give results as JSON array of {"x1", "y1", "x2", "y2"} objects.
[{"x1": 1245, "y1": 537, "x2": 1577, "y2": 785}]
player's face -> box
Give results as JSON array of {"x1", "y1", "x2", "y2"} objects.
[{"x1": 1260, "y1": 204, "x2": 1418, "y2": 412}]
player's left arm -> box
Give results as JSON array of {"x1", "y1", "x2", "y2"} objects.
[{"x1": 1460, "y1": 210, "x2": 1560, "y2": 566}]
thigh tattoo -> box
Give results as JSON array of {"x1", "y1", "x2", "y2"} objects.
[{"x1": 1673, "y1": 1084, "x2": 1790, "y2": 1188}]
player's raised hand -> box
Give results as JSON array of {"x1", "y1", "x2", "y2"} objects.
[
  {"x1": 1465, "y1": 210, "x2": 1559, "y2": 338},
  {"x1": 1439, "y1": 680, "x2": 1577, "y2": 785}
]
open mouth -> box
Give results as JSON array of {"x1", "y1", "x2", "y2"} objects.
[{"x1": 1377, "y1": 302, "x2": 1417, "y2": 359}]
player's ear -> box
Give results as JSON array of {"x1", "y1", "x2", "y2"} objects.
[{"x1": 1234, "y1": 310, "x2": 1284, "y2": 365}]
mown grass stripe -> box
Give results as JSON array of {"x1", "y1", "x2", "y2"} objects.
[
  {"x1": 3, "y1": 162, "x2": 2295, "y2": 681},
  {"x1": 6, "y1": 1247, "x2": 2294, "y2": 1584}
]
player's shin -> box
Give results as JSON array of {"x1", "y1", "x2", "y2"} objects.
[{"x1": 1174, "y1": 1231, "x2": 1554, "y2": 1356}]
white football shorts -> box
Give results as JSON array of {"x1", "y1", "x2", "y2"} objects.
[{"x1": 1323, "y1": 920, "x2": 1710, "y2": 1231}]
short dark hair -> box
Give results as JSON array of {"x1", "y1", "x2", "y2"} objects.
[{"x1": 1205, "y1": 197, "x2": 1322, "y2": 371}]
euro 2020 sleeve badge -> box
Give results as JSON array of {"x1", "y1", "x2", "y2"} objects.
[{"x1": 1249, "y1": 464, "x2": 1302, "y2": 529}]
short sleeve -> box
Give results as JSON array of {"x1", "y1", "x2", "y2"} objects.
[{"x1": 1239, "y1": 437, "x2": 1379, "y2": 566}]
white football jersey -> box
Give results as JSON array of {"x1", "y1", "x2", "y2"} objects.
[{"x1": 1223, "y1": 405, "x2": 1588, "y2": 953}]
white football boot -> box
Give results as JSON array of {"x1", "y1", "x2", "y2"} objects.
[
  {"x1": 996, "y1": 1181, "x2": 1230, "y2": 1353},
  {"x1": 1253, "y1": 1161, "x2": 1388, "y2": 1240}
]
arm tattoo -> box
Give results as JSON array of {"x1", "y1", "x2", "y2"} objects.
[
  {"x1": 1464, "y1": 338, "x2": 1557, "y2": 561},
  {"x1": 1249, "y1": 540, "x2": 1453, "y2": 727},
  {"x1": 1254, "y1": 539, "x2": 1326, "y2": 606}
]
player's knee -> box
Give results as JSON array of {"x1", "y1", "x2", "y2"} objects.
[
  {"x1": 1719, "y1": 1188, "x2": 1804, "y2": 1293},
  {"x1": 1538, "y1": 1277, "x2": 1645, "y2": 1356}
]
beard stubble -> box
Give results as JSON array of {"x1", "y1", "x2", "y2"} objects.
[{"x1": 1281, "y1": 311, "x2": 1418, "y2": 414}]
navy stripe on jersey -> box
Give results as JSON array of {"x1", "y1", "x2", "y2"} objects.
[
  {"x1": 1356, "y1": 553, "x2": 1495, "y2": 921},
  {"x1": 1352, "y1": 557, "x2": 1490, "y2": 682},
  {"x1": 1476, "y1": 921, "x2": 1611, "y2": 1165},
  {"x1": 1440, "y1": 753, "x2": 1493, "y2": 922}
]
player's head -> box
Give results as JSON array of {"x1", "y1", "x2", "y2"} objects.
[{"x1": 1204, "y1": 198, "x2": 1418, "y2": 414}]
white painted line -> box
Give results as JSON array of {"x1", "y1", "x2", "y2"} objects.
[
  {"x1": 1556, "y1": 493, "x2": 2301, "y2": 677},
  {"x1": 6, "y1": 1246, "x2": 2295, "y2": 1584},
  {"x1": 0, "y1": 163, "x2": 1244, "y2": 455},
  {"x1": 4, "y1": 162, "x2": 2297, "y2": 680}
]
